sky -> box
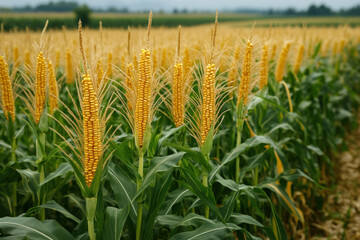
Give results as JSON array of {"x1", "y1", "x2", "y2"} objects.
[{"x1": 0, "y1": 0, "x2": 359, "y2": 11}]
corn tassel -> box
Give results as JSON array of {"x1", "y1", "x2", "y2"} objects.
[
  {"x1": 270, "y1": 43, "x2": 277, "y2": 60},
  {"x1": 96, "y1": 58, "x2": 104, "y2": 86},
  {"x1": 275, "y1": 42, "x2": 291, "y2": 82},
  {"x1": 293, "y1": 44, "x2": 304, "y2": 74},
  {"x1": 55, "y1": 50, "x2": 60, "y2": 69},
  {"x1": 106, "y1": 52, "x2": 112, "y2": 78},
  {"x1": 259, "y1": 44, "x2": 269, "y2": 89},
  {"x1": 48, "y1": 61, "x2": 58, "y2": 114},
  {"x1": 172, "y1": 63, "x2": 184, "y2": 127},
  {"x1": 200, "y1": 63, "x2": 216, "y2": 145},
  {"x1": 13, "y1": 46, "x2": 20, "y2": 68},
  {"x1": 82, "y1": 73, "x2": 101, "y2": 187},
  {"x1": 0, "y1": 56, "x2": 15, "y2": 121},
  {"x1": 237, "y1": 41, "x2": 253, "y2": 107},
  {"x1": 152, "y1": 49, "x2": 158, "y2": 70},
  {"x1": 126, "y1": 63, "x2": 134, "y2": 110},
  {"x1": 66, "y1": 49, "x2": 73, "y2": 84},
  {"x1": 135, "y1": 49, "x2": 152, "y2": 149},
  {"x1": 228, "y1": 46, "x2": 241, "y2": 91},
  {"x1": 24, "y1": 50, "x2": 31, "y2": 68},
  {"x1": 35, "y1": 52, "x2": 46, "y2": 124}
]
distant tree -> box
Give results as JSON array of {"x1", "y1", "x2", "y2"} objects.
[
  {"x1": 345, "y1": 5, "x2": 360, "y2": 16},
  {"x1": 173, "y1": 8, "x2": 179, "y2": 14},
  {"x1": 0, "y1": 7, "x2": 11, "y2": 12},
  {"x1": 74, "y1": 5, "x2": 91, "y2": 26},
  {"x1": 307, "y1": 4, "x2": 332, "y2": 16},
  {"x1": 284, "y1": 7, "x2": 297, "y2": 15},
  {"x1": 35, "y1": 1, "x2": 78, "y2": 12}
]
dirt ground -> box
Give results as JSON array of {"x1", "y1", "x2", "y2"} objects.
[{"x1": 310, "y1": 119, "x2": 360, "y2": 239}]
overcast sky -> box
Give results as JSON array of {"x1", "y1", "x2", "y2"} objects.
[{"x1": 0, "y1": 0, "x2": 359, "y2": 11}]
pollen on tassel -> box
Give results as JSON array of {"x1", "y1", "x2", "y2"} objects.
[
  {"x1": 275, "y1": 42, "x2": 291, "y2": 82},
  {"x1": 135, "y1": 48, "x2": 152, "y2": 148},
  {"x1": 293, "y1": 44, "x2": 304, "y2": 74},
  {"x1": 237, "y1": 41, "x2": 253, "y2": 107},
  {"x1": 48, "y1": 60, "x2": 59, "y2": 114},
  {"x1": 66, "y1": 49, "x2": 73, "y2": 84},
  {"x1": 35, "y1": 52, "x2": 47, "y2": 124},
  {"x1": 259, "y1": 43, "x2": 269, "y2": 89},
  {"x1": 172, "y1": 62, "x2": 184, "y2": 127},
  {"x1": 0, "y1": 55, "x2": 15, "y2": 121},
  {"x1": 82, "y1": 73, "x2": 101, "y2": 187},
  {"x1": 200, "y1": 63, "x2": 216, "y2": 145}
]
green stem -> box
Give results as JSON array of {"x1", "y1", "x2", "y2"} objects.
[
  {"x1": 136, "y1": 152, "x2": 144, "y2": 240},
  {"x1": 11, "y1": 136, "x2": 16, "y2": 163},
  {"x1": 36, "y1": 133, "x2": 46, "y2": 221},
  {"x1": 235, "y1": 117, "x2": 244, "y2": 184},
  {"x1": 235, "y1": 109, "x2": 244, "y2": 212},
  {"x1": 203, "y1": 155, "x2": 210, "y2": 218},
  {"x1": 253, "y1": 167, "x2": 259, "y2": 186},
  {"x1": 86, "y1": 197, "x2": 97, "y2": 240},
  {"x1": 11, "y1": 135, "x2": 17, "y2": 216},
  {"x1": 39, "y1": 164, "x2": 45, "y2": 221},
  {"x1": 11, "y1": 183, "x2": 17, "y2": 216},
  {"x1": 52, "y1": 116, "x2": 56, "y2": 144}
]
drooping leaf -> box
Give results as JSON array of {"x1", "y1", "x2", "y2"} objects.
[
  {"x1": 169, "y1": 222, "x2": 232, "y2": 240},
  {"x1": 262, "y1": 183, "x2": 304, "y2": 223},
  {"x1": 40, "y1": 163, "x2": 72, "y2": 186},
  {"x1": 0, "y1": 217, "x2": 74, "y2": 240}
]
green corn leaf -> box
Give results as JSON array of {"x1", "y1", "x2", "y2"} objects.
[
  {"x1": 25, "y1": 200, "x2": 80, "y2": 223},
  {"x1": 169, "y1": 222, "x2": 231, "y2": 240},
  {"x1": 39, "y1": 162, "x2": 72, "y2": 187},
  {"x1": 108, "y1": 163, "x2": 137, "y2": 218},
  {"x1": 103, "y1": 206, "x2": 129, "y2": 240},
  {"x1": 0, "y1": 217, "x2": 74, "y2": 240},
  {"x1": 179, "y1": 167, "x2": 224, "y2": 222},
  {"x1": 134, "y1": 152, "x2": 185, "y2": 200}
]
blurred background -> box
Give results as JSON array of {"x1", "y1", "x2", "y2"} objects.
[{"x1": 0, "y1": 0, "x2": 359, "y2": 30}]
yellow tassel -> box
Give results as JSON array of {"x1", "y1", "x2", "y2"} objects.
[
  {"x1": 82, "y1": 73, "x2": 101, "y2": 187},
  {"x1": 228, "y1": 46, "x2": 241, "y2": 91},
  {"x1": 35, "y1": 52, "x2": 46, "y2": 124},
  {"x1": 106, "y1": 52, "x2": 112, "y2": 78},
  {"x1": 125, "y1": 62, "x2": 134, "y2": 110},
  {"x1": 172, "y1": 62, "x2": 184, "y2": 127},
  {"x1": 135, "y1": 49, "x2": 152, "y2": 148},
  {"x1": 200, "y1": 63, "x2": 216, "y2": 145},
  {"x1": 13, "y1": 46, "x2": 20, "y2": 68},
  {"x1": 237, "y1": 41, "x2": 253, "y2": 106},
  {"x1": 96, "y1": 58, "x2": 104, "y2": 86},
  {"x1": 183, "y1": 47, "x2": 191, "y2": 78},
  {"x1": 259, "y1": 43, "x2": 269, "y2": 89},
  {"x1": 66, "y1": 49, "x2": 73, "y2": 84},
  {"x1": 55, "y1": 50, "x2": 60, "y2": 69},
  {"x1": 0, "y1": 55, "x2": 15, "y2": 121},
  {"x1": 160, "y1": 48, "x2": 167, "y2": 69},
  {"x1": 293, "y1": 44, "x2": 304, "y2": 74},
  {"x1": 48, "y1": 60, "x2": 58, "y2": 114},
  {"x1": 152, "y1": 49, "x2": 158, "y2": 70},
  {"x1": 270, "y1": 43, "x2": 277, "y2": 60},
  {"x1": 275, "y1": 42, "x2": 291, "y2": 82},
  {"x1": 24, "y1": 50, "x2": 31, "y2": 68}
]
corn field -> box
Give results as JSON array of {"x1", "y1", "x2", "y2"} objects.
[{"x1": 0, "y1": 13, "x2": 360, "y2": 240}]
